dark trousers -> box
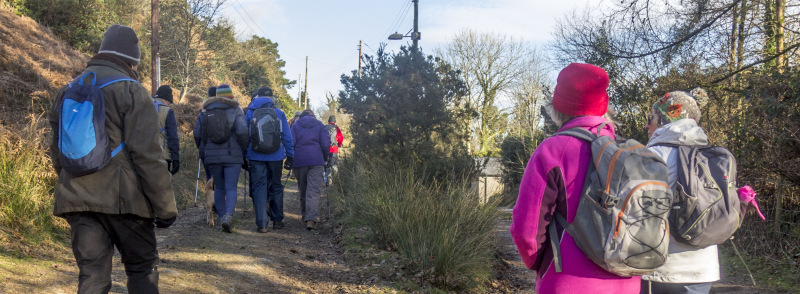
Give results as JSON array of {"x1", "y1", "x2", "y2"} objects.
[
  {"x1": 249, "y1": 160, "x2": 285, "y2": 227},
  {"x1": 65, "y1": 212, "x2": 159, "y2": 294}
]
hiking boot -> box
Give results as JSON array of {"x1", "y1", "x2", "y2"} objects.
[
  {"x1": 305, "y1": 220, "x2": 316, "y2": 230},
  {"x1": 221, "y1": 215, "x2": 232, "y2": 233},
  {"x1": 256, "y1": 227, "x2": 267, "y2": 233},
  {"x1": 273, "y1": 221, "x2": 285, "y2": 230}
]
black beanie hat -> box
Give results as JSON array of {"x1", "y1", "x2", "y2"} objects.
[
  {"x1": 256, "y1": 86, "x2": 273, "y2": 97},
  {"x1": 208, "y1": 87, "x2": 217, "y2": 97},
  {"x1": 328, "y1": 115, "x2": 336, "y2": 123},
  {"x1": 98, "y1": 24, "x2": 141, "y2": 65},
  {"x1": 155, "y1": 85, "x2": 173, "y2": 103}
]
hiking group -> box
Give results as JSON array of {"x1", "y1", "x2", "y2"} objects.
[
  {"x1": 47, "y1": 24, "x2": 343, "y2": 293},
  {"x1": 510, "y1": 63, "x2": 766, "y2": 294}
]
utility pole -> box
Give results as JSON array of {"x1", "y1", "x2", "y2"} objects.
[
  {"x1": 151, "y1": 0, "x2": 159, "y2": 94},
  {"x1": 303, "y1": 56, "x2": 309, "y2": 109},
  {"x1": 412, "y1": 0, "x2": 419, "y2": 50},
  {"x1": 358, "y1": 40, "x2": 362, "y2": 78},
  {"x1": 297, "y1": 74, "x2": 302, "y2": 108}
]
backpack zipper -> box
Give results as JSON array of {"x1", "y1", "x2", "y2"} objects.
[{"x1": 680, "y1": 162, "x2": 723, "y2": 238}]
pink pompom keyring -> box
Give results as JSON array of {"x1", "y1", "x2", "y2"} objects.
[{"x1": 738, "y1": 185, "x2": 766, "y2": 220}]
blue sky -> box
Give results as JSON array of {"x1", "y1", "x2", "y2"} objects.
[{"x1": 221, "y1": 0, "x2": 593, "y2": 109}]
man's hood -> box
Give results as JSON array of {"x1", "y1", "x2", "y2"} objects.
[
  {"x1": 203, "y1": 96, "x2": 240, "y2": 109},
  {"x1": 247, "y1": 96, "x2": 275, "y2": 109},
  {"x1": 647, "y1": 118, "x2": 708, "y2": 147},
  {"x1": 295, "y1": 114, "x2": 322, "y2": 129}
]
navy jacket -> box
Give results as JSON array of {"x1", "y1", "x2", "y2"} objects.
[{"x1": 192, "y1": 97, "x2": 248, "y2": 165}]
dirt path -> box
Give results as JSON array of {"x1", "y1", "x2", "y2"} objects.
[
  {"x1": 120, "y1": 176, "x2": 369, "y2": 293},
  {"x1": 1, "y1": 177, "x2": 776, "y2": 293},
  {"x1": 0, "y1": 175, "x2": 382, "y2": 294}
]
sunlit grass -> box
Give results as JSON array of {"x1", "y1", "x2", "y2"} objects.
[
  {"x1": 332, "y1": 157, "x2": 500, "y2": 290},
  {"x1": 0, "y1": 115, "x2": 68, "y2": 256}
]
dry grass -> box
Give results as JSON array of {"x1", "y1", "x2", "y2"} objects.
[
  {"x1": 0, "y1": 8, "x2": 89, "y2": 128},
  {"x1": 0, "y1": 114, "x2": 70, "y2": 258}
]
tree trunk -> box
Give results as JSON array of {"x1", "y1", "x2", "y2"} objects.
[
  {"x1": 764, "y1": 0, "x2": 776, "y2": 69},
  {"x1": 775, "y1": 0, "x2": 785, "y2": 72},
  {"x1": 736, "y1": 0, "x2": 747, "y2": 70}
]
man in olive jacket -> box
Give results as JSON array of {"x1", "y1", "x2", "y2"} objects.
[{"x1": 48, "y1": 24, "x2": 177, "y2": 294}]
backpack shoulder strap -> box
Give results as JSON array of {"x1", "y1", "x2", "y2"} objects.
[
  {"x1": 554, "y1": 127, "x2": 596, "y2": 142},
  {"x1": 68, "y1": 72, "x2": 98, "y2": 87},
  {"x1": 96, "y1": 75, "x2": 139, "y2": 88},
  {"x1": 548, "y1": 212, "x2": 569, "y2": 273}
]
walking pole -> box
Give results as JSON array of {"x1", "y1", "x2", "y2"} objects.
[
  {"x1": 194, "y1": 158, "x2": 201, "y2": 206},
  {"x1": 241, "y1": 168, "x2": 247, "y2": 212},
  {"x1": 283, "y1": 169, "x2": 292, "y2": 186}
]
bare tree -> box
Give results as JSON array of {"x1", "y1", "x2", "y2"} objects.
[
  {"x1": 508, "y1": 48, "x2": 550, "y2": 137},
  {"x1": 439, "y1": 29, "x2": 533, "y2": 156},
  {"x1": 159, "y1": 0, "x2": 225, "y2": 102}
]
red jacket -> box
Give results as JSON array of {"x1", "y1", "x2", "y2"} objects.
[{"x1": 328, "y1": 123, "x2": 343, "y2": 153}]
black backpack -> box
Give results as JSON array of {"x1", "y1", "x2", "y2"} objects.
[
  {"x1": 203, "y1": 107, "x2": 233, "y2": 144},
  {"x1": 249, "y1": 107, "x2": 282, "y2": 154}
]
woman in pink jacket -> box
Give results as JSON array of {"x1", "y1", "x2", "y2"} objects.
[{"x1": 510, "y1": 63, "x2": 640, "y2": 293}]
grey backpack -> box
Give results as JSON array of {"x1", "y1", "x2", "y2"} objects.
[
  {"x1": 550, "y1": 125, "x2": 672, "y2": 277},
  {"x1": 325, "y1": 124, "x2": 337, "y2": 147},
  {"x1": 250, "y1": 107, "x2": 281, "y2": 154},
  {"x1": 665, "y1": 145, "x2": 741, "y2": 248}
]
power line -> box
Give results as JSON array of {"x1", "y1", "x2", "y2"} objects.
[
  {"x1": 233, "y1": 0, "x2": 270, "y2": 38},
  {"x1": 383, "y1": 0, "x2": 412, "y2": 39},
  {"x1": 227, "y1": 2, "x2": 257, "y2": 37},
  {"x1": 392, "y1": 2, "x2": 413, "y2": 35}
]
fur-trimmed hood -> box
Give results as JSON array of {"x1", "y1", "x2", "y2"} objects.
[{"x1": 202, "y1": 96, "x2": 240, "y2": 109}]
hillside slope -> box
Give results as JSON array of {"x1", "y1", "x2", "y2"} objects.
[{"x1": 0, "y1": 8, "x2": 89, "y2": 128}]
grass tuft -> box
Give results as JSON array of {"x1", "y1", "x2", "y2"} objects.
[
  {"x1": 0, "y1": 115, "x2": 69, "y2": 257},
  {"x1": 333, "y1": 157, "x2": 500, "y2": 291}
]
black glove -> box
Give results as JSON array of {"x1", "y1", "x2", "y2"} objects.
[
  {"x1": 283, "y1": 157, "x2": 294, "y2": 170},
  {"x1": 169, "y1": 159, "x2": 180, "y2": 175},
  {"x1": 242, "y1": 160, "x2": 250, "y2": 171},
  {"x1": 155, "y1": 217, "x2": 176, "y2": 228}
]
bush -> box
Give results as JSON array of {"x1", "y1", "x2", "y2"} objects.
[
  {"x1": 333, "y1": 156, "x2": 499, "y2": 290},
  {"x1": 339, "y1": 46, "x2": 476, "y2": 183},
  {"x1": 0, "y1": 116, "x2": 68, "y2": 255}
]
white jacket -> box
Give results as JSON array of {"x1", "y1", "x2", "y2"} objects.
[{"x1": 642, "y1": 119, "x2": 720, "y2": 283}]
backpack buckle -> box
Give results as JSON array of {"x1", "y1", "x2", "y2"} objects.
[{"x1": 600, "y1": 192, "x2": 620, "y2": 208}]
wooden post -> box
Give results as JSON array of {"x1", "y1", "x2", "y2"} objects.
[
  {"x1": 297, "y1": 74, "x2": 302, "y2": 108},
  {"x1": 358, "y1": 40, "x2": 362, "y2": 78},
  {"x1": 304, "y1": 56, "x2": 309, "y2": 109},
  {"x1": 775, "y1": 179, "x2": 784, "y2": 235}
]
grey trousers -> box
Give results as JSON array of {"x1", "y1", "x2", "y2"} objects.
[{"x1": 294, "y1": 165, "x2": 324, "y2": 222}]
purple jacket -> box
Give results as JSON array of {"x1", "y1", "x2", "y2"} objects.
[
  {"x1": 290, "y1": 114, "x2": 331, "y2": 168},
  {"x1": 510, "y1": 116, "x2": 640, "y2": 293}
]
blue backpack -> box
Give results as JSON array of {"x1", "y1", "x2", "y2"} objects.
[{"x1": 57, "y1": 72, "x2": 138, "y2": 176}]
